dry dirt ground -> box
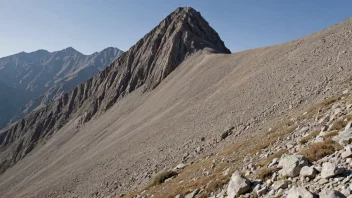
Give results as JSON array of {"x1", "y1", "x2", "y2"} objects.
[{"x1": 0, "y1": 17, "x2": 352, "y2": 198}]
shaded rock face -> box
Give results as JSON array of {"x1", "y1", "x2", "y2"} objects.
[
  {"x1": 0, "y1": 47, "x2": 123, "y2": 128},
  {"x1": 0, "y1": 7, "x2": 230, "y2": 174},
  {"x1": 278, "y1": 155, "x2": 309, "y2": 177}
]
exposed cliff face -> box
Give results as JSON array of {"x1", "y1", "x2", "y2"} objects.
[{"x1": 0, "y1": 7, "x2": 230, "y2": 174}]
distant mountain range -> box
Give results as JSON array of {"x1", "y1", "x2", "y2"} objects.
[{"x1": 0, "y1": 47, "x2": 123, "y2": 128}]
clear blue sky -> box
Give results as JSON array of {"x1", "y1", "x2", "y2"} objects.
[{"x1": 0, "y1": 0, "x2": 351, "y2": 57}]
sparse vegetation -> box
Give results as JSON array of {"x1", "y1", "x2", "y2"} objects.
[
  {"x1": 256, "y1": 149, "x2": 288, "y2": 167},
  {"x1": 205, "y1": 179, "x2": 224, "y2": 192},
  {"x1": 148, "y1": 171, "x2": 178, "y2": 187},
  {"x1": 330, "y1": 119, "x2": 346, "y2": 131},
  {"x1": 298, "y1": 139, "x2": 343, "y2": 162},
  {"x1": 324, "y1": 130, "x2": 339, "y2": 138},
  {"x1": 299, "y1": 130, "x2": 320, "y2": 144},
  {"x1": 255, "y1": 167, "x2": 278, "y2": 180},
  {"x1": 256, "y1": 124, "x2": 297, "y2": 152}
]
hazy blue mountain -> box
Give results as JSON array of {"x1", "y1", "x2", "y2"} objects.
[
  {"x1": 0, "y1": 47, "x2": 123, "y2": 128},
  {"x1": 0, "y1": 82, "x2": 32, "y2": 128}
]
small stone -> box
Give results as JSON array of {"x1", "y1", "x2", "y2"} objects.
[
  {"x1": 287, "y1": 186, "x2": 315, "y2": 198},
  {"x1": 341, "y1": 188, "x2": 351, "y2": 196},
  {"x1": 268, "y1": 158, "x2": 279, "y2": 167},
  {"x1": 333, "y1": 128, "x2": 352, "y2": 143},
  {"x1": 195, "y1": 147, "x2": 202, "y2": 153},
  {"x1": 175, "y1": 163, "x2": 186, "y2": 170},
  {"x1": 276, "y1": 188, "x2": 284, "y2": 197},
  {"x1": 257, "y1": 187, "x2": 268, "y2": 196},
  {"x1": 319, "y1": 189, "x2": 346, "y2": 198},
  {"x1": 268, "y1": 189, "x2": 275, "y2": 196},
  {"x1": 185, "y1": 189, "x2": 200, "y2": 198},
  {"x1": 341, "y1": 146, "x2": 352, "y2": 159},
  {"x1": 272, "y1": 180, "x2": 288, "y2": 190},
  {"x1": 319, "y1": 178, "x2": 329, "y2": 185},
  {"x1": 300, "y1": 166, "x2": 317, "y2": 179},
  {"x1": 321, "y1": 162, "x2": 345, "y2": 179}
]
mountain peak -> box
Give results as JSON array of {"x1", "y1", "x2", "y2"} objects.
[
  {"x1": 63, "y1": 47, "x2": 80, "y2": 54},
  {"x1": 112, "y1": 7, "x2": 230, "y2": 90},
  {"x1": 159, "y1": 6, "x2": 231, "y2": 54}
]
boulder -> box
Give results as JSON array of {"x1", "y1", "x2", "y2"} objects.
[
  {"x1": 300, "y1": 166, "x2": 317, "y2": 179},
  {"x1": 287, "y1": 186, "x2": 315, "y2": 198},
  {"x1": 226, "y1": 171, "x2": 251, "y2": 198},
  {"x1": 278, "y1": 155, "x2": 308, "y2": 177},
  {"x1": 319, "y1": 189, "x2": 346, "y2": 198},
  {"x1": 321, "y1": 162, "x2": 345, "y2": 179}
]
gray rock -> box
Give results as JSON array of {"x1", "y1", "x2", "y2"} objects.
[
  {"x1": 319, "y1": 178, "x2": 329, "y2": 185},
  {"x1": 268, "y1": 158, "x2": 279, "y2": 168},
  {"x1": 341, "y1": 188, "x2": 350, "y2": 196},
  {"x1": 256, "y1": 187, "x2": 268, "y2": 196},
  {"x1": 175, "y1": 163, "x2": 187, "y2": 170},
  {"x1": 345, "y1": 121, "x2": 352, "y2": 130},
  {"x1": 272, "y1": 180, "x2": 288, "y2": 190},
  {"x1": 300, "y1": 166, "x2": 317, "y2": 179},
  {"x1": 287, "y1": 186, "x2": 315, "y2": 198},
  {"x1": 185, "y1": 189, "x2": 200, "y2": 198},
  {"x1": 226, "y1": 171, "x2": 251, "y2": 198},
  {"x1": 333, "y1": 128, "x2": 352, "y2": 143},
  {"x1": 278, "y1": 155, "x2": 309, "y2": 177},
  {"x1": 321, "y1": 162, "x2": 345, "y2": 179},
  {"x1": 268, "y1": 189, "x2": 275, "y2": 196},
  {"x1": 276, "y1": 188, "x2": 284, "y2": 197},
  {"x1": 319, "y1": 189, "x2": 346, "y2": 198},
  {"x1": 341, "y1": 146, "x2": 352, "y2": 159}
]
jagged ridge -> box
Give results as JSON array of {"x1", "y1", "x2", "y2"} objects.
[{"x1": 0, "y1": 7, "x2": 230, "y2": 174}]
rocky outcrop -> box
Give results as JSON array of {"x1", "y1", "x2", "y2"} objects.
[
  {"x1": 227, "y1": 171, "x2": 251, "y2": 198},
  {"x1": 0, "y1": 7, "x2": 230, "y2": 174},
  {"x1": 278, "y1": 155, "x2": 309, "y2": 177}
]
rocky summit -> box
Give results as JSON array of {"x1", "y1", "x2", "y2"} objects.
[{"x1": 1, "y1": 6, "x2": 352, "y2": 198}]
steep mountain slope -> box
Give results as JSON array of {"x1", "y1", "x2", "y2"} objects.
[
  {"x1": 0, "y1": 47, "x2": 123, "y2": 127},
  {"x1": 0, "y1": 6, "x2": 230, "y2": 177},
  {"x1": 0, "y1": 7, "x2": 351, "y2": 198}
]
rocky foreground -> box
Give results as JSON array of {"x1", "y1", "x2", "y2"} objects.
[{"x1": 127, "y1": 88, "x2": 352, "y2": 197}]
